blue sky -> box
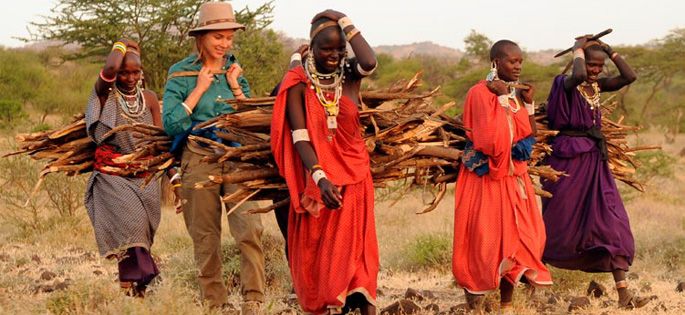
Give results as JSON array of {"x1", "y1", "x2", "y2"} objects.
[{"x1": 3, "y1": 0, "x2": 683, "y2": 51}]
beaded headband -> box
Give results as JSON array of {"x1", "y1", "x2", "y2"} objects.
[{"x1": 310, "y1": 21, "x2": 339, "y2": 41}]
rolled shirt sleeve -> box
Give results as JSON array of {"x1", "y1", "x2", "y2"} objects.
[{"x1": 162, "y1": 75, "x2": 193, "y2": 137}]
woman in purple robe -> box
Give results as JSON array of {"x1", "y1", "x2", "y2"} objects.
[{"x1": 541, "y1": 36, "x2": 649, "y2": 308}]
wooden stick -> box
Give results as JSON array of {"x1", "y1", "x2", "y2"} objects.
[{"x1": 554, "y1": 29, "x2": 613, "y2": 57}]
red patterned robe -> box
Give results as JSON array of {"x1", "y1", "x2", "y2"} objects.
[
  {"x1": 452, "y1": 81, "x2": 552, "y2": 293},
  {"x1": 271, "y1": 66, "x2": 378, "y2": 314}
]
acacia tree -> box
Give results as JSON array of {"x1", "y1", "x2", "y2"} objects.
[
  {"x1": 464, "y1": 29, "x2": 492, "y2": 63},
  {"x1": 29, "y1": 0, "x2": 287, "y2": 95}
]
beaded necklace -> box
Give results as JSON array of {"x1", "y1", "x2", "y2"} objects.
[
  {"x1": 304, "y1": 53, "x2": 346, "y2": 141},
  {"x1": 577, "y1": 81, "x2": 601, "y2": 125},
  {"x1": 501, "y1": 83, "x2": 522, "y2": 113},
  {"x1": 114, "y1": 85, "x2": 146, "y2": 118}
]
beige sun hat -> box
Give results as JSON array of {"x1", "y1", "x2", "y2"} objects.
[{"x1": 188, "y1": 1, "x2": 245, "y2": 36}]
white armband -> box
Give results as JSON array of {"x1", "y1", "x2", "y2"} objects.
[
  {"x1": 290, "y1": 53, "x2": 302, "y2": 63},
  {"x1": 525, "y1": 101, "x2": 535, "y2": 116},
  {"x1": 338, "y1": 16, "x2": 353, "y2": 29},
  {"x1": 291, "y1": 129, "x2": 311, "y2": 144},
  {"x1": 170, "y1": 173, "x2": 181, "y2": 183},
  {"x1": 356, "y1": 62, "x2": 377, "y2": 77},
  {"x1": 312, "y1": 169, "x2": 327, "y2": 185}
]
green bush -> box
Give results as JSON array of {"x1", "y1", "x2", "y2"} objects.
[
  {"x1": 0, "y1": 99, "x2": 26, "y2": 127},
  {"x1": 401, "y1": 233, "x2": 452, "y2": 271},
  {"x1": 634, "y1": 150, "x2": 676, "y2": 181}
]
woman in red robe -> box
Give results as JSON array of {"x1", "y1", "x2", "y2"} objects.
[
  {"x1": 452, "y1": 40, "x2": 552, "y2": 313},
  {"x1": 270, "y1": 10, "x2": 378, "y2": 315}
]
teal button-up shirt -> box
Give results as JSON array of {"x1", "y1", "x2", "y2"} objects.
[{"x1": 162, "y1": 54, "x2": 251, "y2": 137}]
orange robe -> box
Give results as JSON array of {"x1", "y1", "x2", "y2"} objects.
[
  {"x1": 452, "y1": 81, "x2": 552, "y2": 293},
  {"x1": 271, "y1": 67, "x2": 378, "y2": 314}
]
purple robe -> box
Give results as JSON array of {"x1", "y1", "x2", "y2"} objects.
[{"x1": 541, "y1": 75, "x2": 634, "y2": 272}]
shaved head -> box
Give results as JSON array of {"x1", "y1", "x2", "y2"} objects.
[{"x1": 490, "y1": 40, "x2": 519, "y2": 61}]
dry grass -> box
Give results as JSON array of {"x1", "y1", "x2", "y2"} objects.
[{"x1": 0, "y1": 130, "x2": 684, "y2": 314}]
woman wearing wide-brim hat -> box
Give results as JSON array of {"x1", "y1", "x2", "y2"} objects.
[{"x1": 162, "y1": 2, "x2": 265, "y2": 314}]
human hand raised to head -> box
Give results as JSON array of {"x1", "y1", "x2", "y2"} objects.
[
  {"x1": 486, "y1": 79, "x2": 510, "y2": 96},
  {"x1": 117, "y1": 38, "x2": 140, "y2": 53},
  {"x1": 572, "y1": 35, "x2": 591, "y2": 51},
  {"x1": 311, "y1": 9, "x2": 347, "y2": 23},
  {"x1": 596, "y1": 39, "x2": 614, "y2": 56},
  {"x1": 295, "y1": 44, "x2": 309, "y2": 58},
  {"x1": 317, "y1": 178, "x2": 342, "y2": 209},
  {"x1": 519, "y1": 82, "x2": 535, "y2": 104}
]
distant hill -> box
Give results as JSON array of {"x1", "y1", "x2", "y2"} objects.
[
  {"x1": 526, "y1": 49, "x2": 560, "y2": 65},
  {"x1": 277, "y1": 35, "x2": 464, "y2": 61},
  {"x1": 375, "y1": 41, "x2": 464, "y2": 60}
]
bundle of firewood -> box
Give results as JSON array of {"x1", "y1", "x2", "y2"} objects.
[
  {"x1": 188, "y1": 74, "x2": 564, "y2": 213},
  {"x1": 4, "y1": 114, "x2": 174, "y2": 198},
  {"x1": 4, "y1": 114, "x2": 94, "y2": 178},
  {"x1": 599, "y1": 100, "x2": 660, "y2": 192},
  {"x1": 533, "y1": 97, "x2": 659, "y2": 193}
]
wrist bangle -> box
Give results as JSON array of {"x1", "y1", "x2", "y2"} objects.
[
  {"x1": 345, "y1": 28, "x2": 360, "y2": 42},
  {"x1": 312, "y1": 169, "x2": 327, "y2": 185},
  {"x1": 112, "y1": 42, "x2": 127, "y2": 55},
  {"x1": 181, "y1": 102, "x2": 193, "y2": 115},
  {"x1": 525, "y1": 101, "x2": 535, "y2": 116},
  {"x1": 573, "y1": 49, "x2": 585, "y2": 60},
  {"x1": 338, "y1": 16, "x2": 353, "y2": 30},
  {"x1": 99, "y1": 69, "x2": 116, "y2": 83},
  {"x1": 311, "y1": 164, "x2": 323, "y2": 171},
  {"x1": 173, "y1": 183, "x2": 182, "y2": 188},
  {"x1": 290, "y1": 53, "x2": 302, "y2": 63},
  {"x1": 170, "y1": 173, "x2": 181, "y2": 183}
]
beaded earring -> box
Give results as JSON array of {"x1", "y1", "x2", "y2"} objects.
[{"x1": 486, "y1": 61, "x2": 498, "y2": 82}]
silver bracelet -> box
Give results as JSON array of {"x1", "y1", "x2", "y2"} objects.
[{"x1": 181, "y1": 102, "x2": 193, "y2": 115}]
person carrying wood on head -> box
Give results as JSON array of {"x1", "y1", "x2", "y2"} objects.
[
  {"x1": 451, "y1": 40, "x2": 552, "y2": 314},
  {"x1": 161, "y1": 2, "x2": 265, "y2": 314},
  {"x1": 541, "y1": 33, "x2": 651, "y2": 309},
  {"x1": 270, "y1": 9, "x2": 379, "y2": 315},
  {"x1": 84, "y1": 38, "x2": 164, "y2": 297}
]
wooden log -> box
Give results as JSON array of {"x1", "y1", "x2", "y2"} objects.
[{"x1": 248, "y1": 198, "x2": 290, "y2": 214}]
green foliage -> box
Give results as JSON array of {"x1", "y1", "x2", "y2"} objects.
[
  {"x1": 221, "y1": 233, "x2": 290, "y2": 291},
  {"x1": 0, "y1": 154, "x2": 86, "y2": 238},
  {"x1": 0, "y1": 99, "x2": 27, "y2": 127},
  {"x1": 0, "y1": 48, "x2": 44, "y2": 103},
  {"x1": 634, "y1": 150, "x2": 676, "y2": 181},
  {"x1": 464, "y1": 29, "x2": 492, "y2": 63},
  {"x1": 29, "y1": 0, "x2": 286, "y2": 95},
  {"x1": 31, "y1": 122, "x2": 52, "y2": 132},
  {"x1": 233, "y1": 3, "x2": 288, "y2": 96},
  {"x1": 401, "y1": 233, "x2": 452, "y2": 271}
]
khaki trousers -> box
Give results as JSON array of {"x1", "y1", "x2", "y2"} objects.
[{"x1": 180, "y1": 146, "x2": 265, "y2": 307}]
